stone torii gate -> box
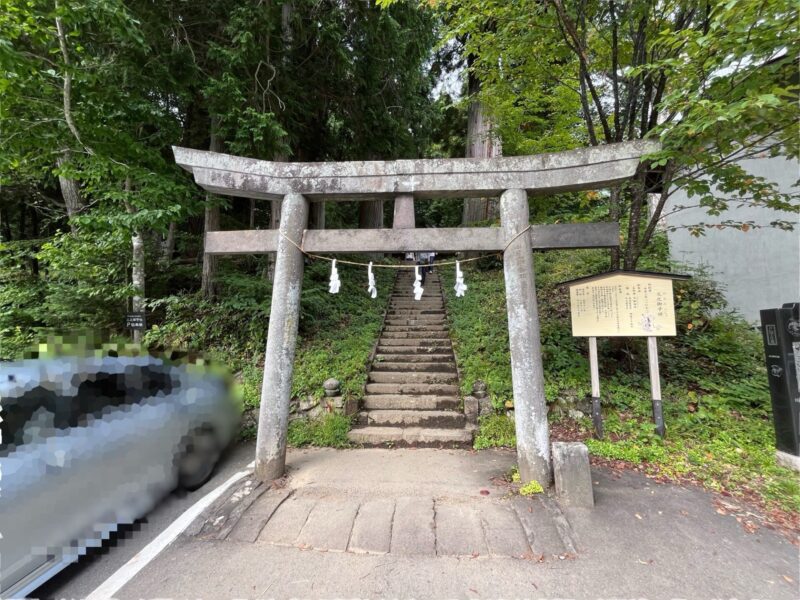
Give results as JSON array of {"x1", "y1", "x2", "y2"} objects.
[{"x1": 173, "y1": 139, "x2": 659, "y2": 486}]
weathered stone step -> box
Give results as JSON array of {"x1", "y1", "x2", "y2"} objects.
[
  {"x1": 381, "y1": 330, "x2": 450, "y2": 339},
  {"x1": 386, "y1": 310, "x2": 445, "y2": 316},
  {"x1": 372, "y1": 361, "x2": 456, "y2": 373},
  {"x1": 386, "y1": 311, "x2": 446, "y2": 318},
  {"x1": 348, "y1": 426, "x2": 473, "y2": 446},
  {"x1": 391, "y1": 292, "x2": 442, "y2": 302},
  {"x1": 385, "y1": 314, "x2": 446, "y2": 321},
  {"x1": 366, "y1": 382, "x2": 460, "y2": 395},
  {"x1": 358, "y1": 410, "x2": 467, "y2": 428},
  {"x1": 384, "y1": 319, "x2": 447, "y2": 326},
  {"x1": 368, "y1": 371, "x2": 457, "y2": 385},
  {"x1": 378, "y1": 338, "x2": 450, "y2": 347},
  {"x1": 383, "y1": 324, "x2": 449, "y2": 332},
  {"x1": 376, "y1": 345, "x2": 452, "y2": 355},
  {"x1": 362, "y1": 395, "x2": 460, "y2": 410},
  {"x1": 374, "y1": 353, "x2": 453, "y2": 362}
]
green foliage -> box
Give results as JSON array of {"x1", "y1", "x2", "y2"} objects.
[
  {"x1": 1, "y1": 0, "x2": 438, "y2": 358},
  {"x1": 434, "y1": 0, "x2": 798, "y2": 266},
  {"x1": 519, "y1": 480, "x2": 544, "y2": 496},
  {"x1": 444, "y1": 242, "x2": 798, "y2": 513},
  {"x1": 287, "y1": 414, "x2": 353, "y2": 448},
  {"x1": 146, "y1": 258, "x2": 394, "y2": 406},
  {"x1": 473, "y1": 414, "x2": 516, "y2": 450},
  {"x1": 443, "y1": 266, "x2": 512, "y2": 402}
]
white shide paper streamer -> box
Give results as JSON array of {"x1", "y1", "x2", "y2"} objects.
[{"x1": 329, "y1": 259, "x2": 341, "y2": 294}]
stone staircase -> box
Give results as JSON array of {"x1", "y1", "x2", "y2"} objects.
[{"x1": 348, "y1": 270, "x2": 475, "y2": 446}]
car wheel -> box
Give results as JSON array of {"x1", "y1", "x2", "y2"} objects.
[{"x1": 178, "y1": 427, "x2": 220, "y2": 491}]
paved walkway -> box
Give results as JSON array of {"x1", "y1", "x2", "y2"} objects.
[
  {"x1": 112, "y1": 448, "x2": 799, "y2": 599},
  {"x1": 188, "y1": 452, "x2": 573, "y2": 558}
]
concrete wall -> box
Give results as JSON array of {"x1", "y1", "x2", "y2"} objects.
[{"x1": 663, "y1": 153, "x2": 799, "y2": 323}]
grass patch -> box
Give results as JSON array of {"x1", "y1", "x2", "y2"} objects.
[
  {"x1": 287, "y1": 414, "x2": 353, "y2": 448},
  {"x1": 443, "y1": 253, "x2": 800, "y2": 517},
  {"x1": 474, "y1": 414, "x2": 516, "y2": 449}
]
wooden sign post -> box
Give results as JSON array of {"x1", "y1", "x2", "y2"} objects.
[{"x1": 563, "y1": 270, "x2": 690, "y2": 438}]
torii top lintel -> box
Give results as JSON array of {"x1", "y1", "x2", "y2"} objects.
[{"x1": 172, "y1": 140, "x2": 659, "y2": 202}]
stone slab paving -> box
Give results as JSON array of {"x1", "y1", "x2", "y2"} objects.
[
  {"x1": 434, "y1": 502, "x2": 489, "y2": 557},
  {"x1": 295, "y1": 498, "x2": 360, "y2": 552},
  {"x1": 228, "y1": 487, "x2": 292, "y2": 543},
  {"x1": 184, "y1": 449, "x2": 578, "y2": 559},
  {"x1": 480, "y1": 502, "x2": 534, "y2": 558},
  {"x1": 348, "y1": 498, "x2": 394, "y2": 554},
  {"x1": 194, "y1": 485, "x2": 570, "y2": 559},
  {"x1": 390, "y1": 497, "x2": 436, "y2": 555},
  {"x1": 258, "y1": 495, "x2": 316, "y2": 546}
]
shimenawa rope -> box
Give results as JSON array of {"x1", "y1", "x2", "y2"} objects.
[{"x1": 277, "y1": 224, "x2": 532, "y2": 269}]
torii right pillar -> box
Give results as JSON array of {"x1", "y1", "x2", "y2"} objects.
[{"x1": 500, "y1": 188, "x2": 551, "y2": 485}]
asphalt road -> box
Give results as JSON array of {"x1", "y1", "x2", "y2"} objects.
[{"x1": 31, "y1": 439, "x2": 255, "y2": 600}]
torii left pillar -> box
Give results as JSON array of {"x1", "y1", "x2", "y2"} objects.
[{"x1": 255, "y1": 193, "x2": 309, "y2": 481}]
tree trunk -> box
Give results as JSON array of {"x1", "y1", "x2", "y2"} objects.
[
  {"x1": 264, "y1": 4, "x2": 294, "y2": 282},
  {"x1": 623, "y1": 169, "x2": 647, "y2": 270},
  {"x1": 0, "y1": 207, "x2": 11, "y2": 241},
  {"x1": 462, "y1": 70, "x2": 501, "y2": 224},
  {"x1": 608, "y1": 187, "x2": 621, "y2": 270},
  {"x1": 18, "y1": 199, "x2": 26, "y2": 239},
  {"x1": 131, "y1": 229, "x2": 145, "y2": 343},
  {"x1": 358, "y1": 200, "x2": 383, "y2": 229},
  {"x1": 161, "y1": 221, "x2": 176, "y2": 263},
  {"x1": 56, "y1": 152, "x2": 83, "y2": 228},
  {"x1": 358, "y1": 200, "x2": 383, "y2": 260},
  {"x1": 125, "y1": 179, "x2": 145, "y2": 344},
  {"x1": 201, "y1": 123, "x2": 223, "y2": 299},
  {"x1": 309, "y1": 201, "x2": 325, "y2": 230},
  {"x1": 31, "y1": 205, "x2": 39, "y2": 276}
]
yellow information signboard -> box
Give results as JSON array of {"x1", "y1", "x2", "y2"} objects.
[{"x1": 568, "y1": 272, "x2": 677, "y2": 337}]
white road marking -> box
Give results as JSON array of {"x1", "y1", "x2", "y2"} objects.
[{"x1": 85, "y1": 461, "x2": 255, "y2": 600}]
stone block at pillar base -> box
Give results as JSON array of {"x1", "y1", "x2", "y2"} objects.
[
  {"x1": 776, "y1": 450, "x2": 800, "y2": 473},
  {"x1": 344, "y1": 397, "x2": 359, "y2": 417},
  {"x1": 552, "y1": 441, "x2": 594, "y2": 508},
  {"x1": 463, "y1": 396, "x2": 479, "y2": 424}
]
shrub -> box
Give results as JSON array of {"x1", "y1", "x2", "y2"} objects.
[
  {"x1": 519, "y1": 480, "x2": 544, "y2": 495},
  {"x1": 287, "y1": 414, "x2": 353, "y2": 448}
]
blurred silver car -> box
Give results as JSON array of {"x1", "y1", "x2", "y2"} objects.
[{"x1": 0, "y1": 355, "x2": 240, "y2": 599}]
